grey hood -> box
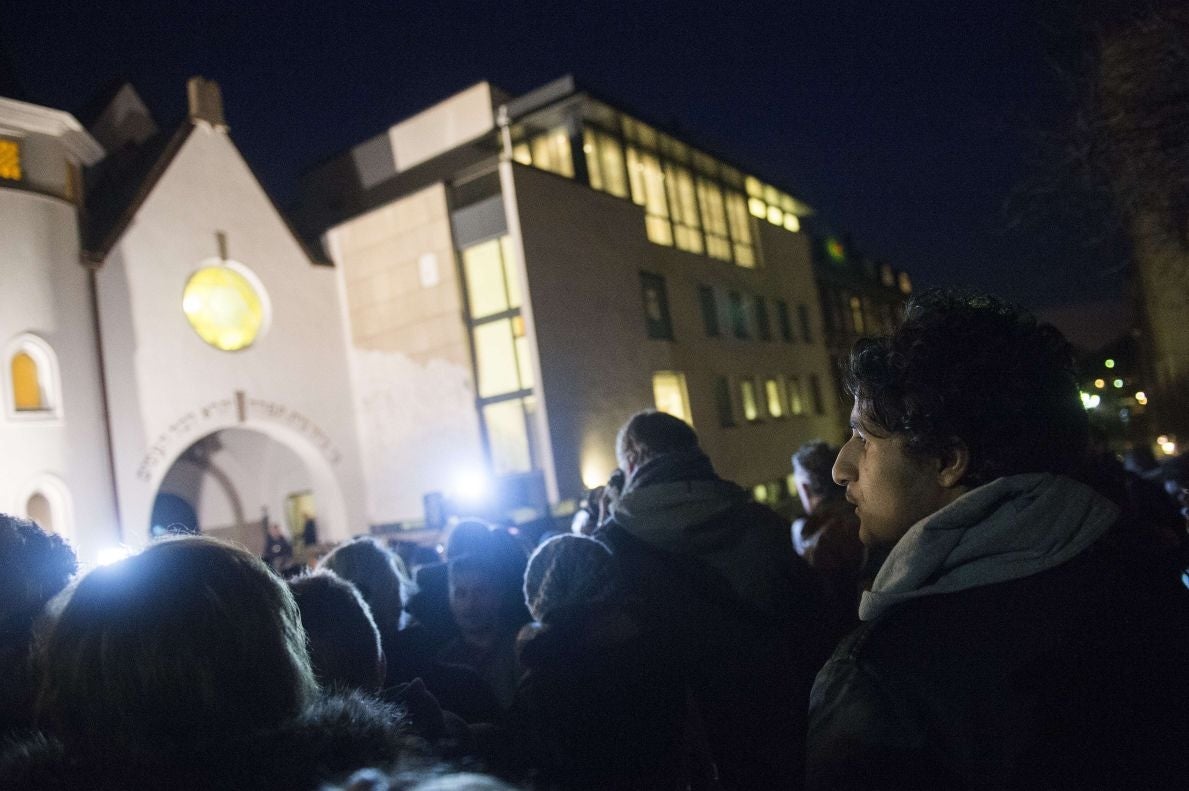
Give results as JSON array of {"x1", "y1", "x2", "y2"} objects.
[{"x1": 859, "y1": 473, "x2": 1118, "y2": 622}]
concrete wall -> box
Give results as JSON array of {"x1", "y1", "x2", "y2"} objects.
[
  {"x1": 0, "y1": 188, "x2": 118, "y2": 560},
  {"x1": 96, "y1": 122, "x2": 368, "y2": 546},
  {"x1": 508, "y1": 163, "x2": 841, "y2": 501},
  {"x1": 325, "y1": 183, "x2": 485, "y2": 524}
]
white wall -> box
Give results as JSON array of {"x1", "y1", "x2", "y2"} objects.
[
  {"x1": 0, "y1": 188, "x2": 118, "y2": 560},
  {"x1": 96, "y1": 122, "x2": 368, "y2": 546}
]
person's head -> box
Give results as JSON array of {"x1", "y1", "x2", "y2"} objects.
[
  {"x1": 792, "y1": 440, "x2": 846, "y2": 514},
  {"x1": 448, "y1": 555, "x2": 504, "y2": 639},
  {"x1": 0, "y1": 515, "x2": 78, "y2": 730},
  {"x1": 833, "y1": 290, "x2": 1087, "y2": 548},
  {"x1": 289, "y1": 570, "x2": 385, "y2": 693},
  {"x1": 445, "y1": 520, "x2": 493, "y2": 560},
  {"x1": 36, "y1": 535, "x2": 316, "y2": 760},
  {"x1": 615, "y1": 410, "x2": 700, "y2": 476},
  {"x1": 523, "y1": 535, "x2": 617, "y2": 626},
  {"x1": 319, "y1": 537, "x2": 409, "y2": 639}
]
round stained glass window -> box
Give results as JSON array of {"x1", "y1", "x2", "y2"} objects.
[{"x1": 182, "y1": 263, "x2": 267, "y2": 351}]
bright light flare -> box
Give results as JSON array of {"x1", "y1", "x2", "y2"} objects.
[
  {"x1": 449, "y1": 468, "x2": 491, "y2": 504},
  {"x1": 1135, "y1": 391, "x2": 1148, "y2": 405},
  {"x1": 96, "y1": 545, "x2": 135, "y2": 566}
]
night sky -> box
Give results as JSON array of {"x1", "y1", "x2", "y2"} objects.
[{"x1": 3, "y1": 1, "x2": 1127, "y2": 339}]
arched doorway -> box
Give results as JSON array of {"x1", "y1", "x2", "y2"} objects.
[{"x1": 151, "y1": 427, "x2": 318, "y2": 556}]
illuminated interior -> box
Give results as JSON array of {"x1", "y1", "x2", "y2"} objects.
[
  {"x1": 0, "y1": 139, "x2": 22, "y2": 181},
  {"x1": 182, "y1": 264, "x2": 266, "y2": 351},
  {"x1": 652, "y1": 371, "x2": 692, "y2": 426},
  {"x1": 11, "y1": 351, "x2": 44, "y2": 411}
]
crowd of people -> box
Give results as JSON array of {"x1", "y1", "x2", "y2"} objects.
[{"x1": 2, "y1": 289, "x2": 1188, "y2": 790}]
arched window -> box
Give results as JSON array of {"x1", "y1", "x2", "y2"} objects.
[
  {"x1": 16, "y1": 474, "x2": 74, "y2": 544},
  {"x1": 26, "y1": 491, "x2": 54, "y2": 534},
  {"x1": 12, "y1": 351, "x2": 44, "y2": 410},
  {"x1": 4, "y1": 334, "x2": 61, "y2": 420}
]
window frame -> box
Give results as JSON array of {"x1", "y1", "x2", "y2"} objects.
[
  {"x1": 640, "y1": 272, "x2": 675, "y2": 341},
  {"x1": 4, "y1": 333, "x2": 63, "y2": 423}
]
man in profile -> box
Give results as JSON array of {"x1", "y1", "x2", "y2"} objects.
[
  {"x1": 807, "y1": 290, "x2": 1189, "y2": 789},
  {"x1": 597, "y1": 410, "x2": 827, "y2": 789}
]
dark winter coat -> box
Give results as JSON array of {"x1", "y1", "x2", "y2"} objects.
[
  {"x1": 596, "y1": 449, "x2": 831, "y2": 790},
  {"x1": 806, "y1": 474, "x2": 1189, "y2": 790},
  {"x1": 0, "y1": 691, "x2": 416, "y2": 791},
  {"x1": 504, "y1": 613, "x2": 689, "y2": 790}
]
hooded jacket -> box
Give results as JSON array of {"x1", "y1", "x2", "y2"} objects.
[
  {"x1": 806, "y1": 473, "x2": 1189, "y2": 790},
  {"x1": 596, "y1": 448, "x2": 830, "y2": 790}
]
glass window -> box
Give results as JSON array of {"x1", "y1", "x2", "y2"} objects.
[
  {"x1": 715, "y1": 376, "x2": 735, "y2": 427},
  {"x1": 740, "y1": 378, "x2": 760, "y2": 421},
  {"x1": 627, "y1": 147, "x2": 673, "y2": 246},
  {"x1": 697, "y1": 178, "x2": 732, "y2": 262},
  {"x1": 182, "y1": 264, "x2": 267, "y2": 352},
  {"x1": 755, "y1": 297, "x2": 772, "y2": 341},
  {"x1": 728, "y1": 291, "x2": 748, "y2": 339},
  {"x1": 849, "y1": 295, "x2": 865, "y2": 334},
  {"x1": 652, "y1": 371, "x2": 692, "y2": 426},
  {"x1": 25, "y1": 492, "x2": 53, "y2": 533},
  {"x1": 765, "y1": 377, "x2": 786, "y2": 418},
  {"x1": 724, "y1": 192, "x2": 755, "y2": 267},
  {"x1": 640, "y1": 273, "x2": 674, "y2": 340},
  {"x1": 474, "y1": 319, "x2": 529, "y2": 397},
  {"x1": 463, "y1": 238, "x2": 512, "y2": 319},
  {"x1": 512, "y1": 142, "x2": 532, "y2": 165},
  {"x1": 0, "y1": 139, "x2": 21, "y2": 181},
  {"x1": 665, "y1": 163, "x2": 703, "y2": 254},
  {"x1": 698, "y1": 285, "x2": 719, "y2": 337},
  {"x1": 484, "y1": 397, "x2": 535, "y2": 475},
  {"x1": 529, "y1": 127, "x2": 574, "y2": 178},
  {"x1": 11, "y1": 351, "x2": 43, "y2": 411},
  {"x1": 788, "y1": 376, "x2": 805, "y2": 415},
  {"x1": 809, "y1": 374, "x2": 825, "y2": 415},
  {"x1": 777, "y1": 300, "x2": 793, "y2": 342},
  {"x1": 798, "y1": 304, "x2": 814, "y2": 342},
  {"x1": 584, "y1": 128, "x2": 628, "y2": 198}
]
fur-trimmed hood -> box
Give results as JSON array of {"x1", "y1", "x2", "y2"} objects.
[{"x1": 0, "y1": 691, "x2": 421, "y2": 791}]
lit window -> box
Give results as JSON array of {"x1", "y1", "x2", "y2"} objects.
[
  {"x1": 724, "y1": 192, "x2": 755, "y2": 267},
  {"x1": 584, "y1": 128, "x2": 628, "y2": 198},
  {"x1": 849, "y1": 296, "x2": 865, "y2": 334},
  {"x1": 0, "y1": 139, "x2": 21, "y2": 181},
  {"x1": 511, "y1": 142, "x2": 532, "y2": 165},
  {"x1": 740, "y1": 379, "x2": 760, "y2": 421},
  {"x1": 627, "y1": 147, "x2": 673, "y2": 246},
  {"x1": 696, "y1": 178, "x2": 731, "y2": 261},
  {"x1": 182, "y1": 263, "x2": 268, "y2": 352},
  {"x1": 788, "y1": 376, "x2": 805, "y2": 415},
  {"x1": 783, "y1": 213, "x2": 801, "y2": 232},
  {"x1": 665, "y1": 163, "x2": 704, "y2": 254},
  {"x1": 463, "y1": 237, "x2": 520, "y2": 319},
  {"x1": 765, "y1": 378, "x2": 786, "y2": 418},
  {"x1": 11, "y1": 352, "x2": 44, "y2": 411},
  {"x1": 640, "y1": 273, "x2": 674, "y2": 340},
  {"x1": 748, "y1": 197, "x2": 768, "y2": 219},
  {"x1": 6, "y1": 335, "x2": 60, "y2": 418},
  {"x1": 529, "y1": 127, "x2": 574, "y2": 178},
  {"x1": 898, "y1": 272, "x2": 912, "y2": 294},
  {"x1": 652, "y1": 371, "x2": 692, "y2": 426},
  {"x1": 767, "y1": 205, "x2": 783, "y2": 226},
  {"x1": 474, "y1": 319, "x2": 531, "y2": 397},
  {"x1": 484, "y1": 397, "x2": 536, "y2": 475}
]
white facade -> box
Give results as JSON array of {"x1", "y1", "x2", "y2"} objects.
[{"x1": 0, "y1": 84, "x2": 371, "y2": 562}]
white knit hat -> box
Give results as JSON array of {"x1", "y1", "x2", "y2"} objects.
[{"x1": 523, "y1": 534, "x2": 617, "y2": 624}]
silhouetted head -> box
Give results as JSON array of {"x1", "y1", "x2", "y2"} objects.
[
  {"x1": 615, "y1": 410, "x2": 699, "y2": 475},
  {"x1": 290, "y1": 570, "x2": 385, "y2": 693},
  {"x1": 36, "y1": 535, "x2": 316, "y2": 760},
  {"x1": 320, "y1": 537, "x2": 409, "y2": 640}
]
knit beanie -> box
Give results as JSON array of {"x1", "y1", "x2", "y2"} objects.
[{"x1": 523, "y1": 535, "x2": 617, "y2": 625}]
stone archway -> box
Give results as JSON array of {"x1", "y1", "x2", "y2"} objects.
[{"x1": 152, "y1": 426, "x2": 318, "y2": 555}]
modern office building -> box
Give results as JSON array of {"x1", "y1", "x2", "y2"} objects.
[{"x1": 296, "y1": 76, "x2": 845, "y2": 518}]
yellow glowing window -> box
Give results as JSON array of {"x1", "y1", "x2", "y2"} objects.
[
  {"x1": 11, "y1": 351, "x2": 44, "y2": 410},
  {"x1": 0, "y1": 139, "x2": 21, "y2": 181},
  {"x1": 530, "y1": 128, "x2": 574, "y2": 178},
  {"x1": 474, "y1": 319, "x2": 524, "y2": 397},
  {"x1": 788, "y1": 376, "x2": 805, "y2": 415},
  {"x1": 783, "y1": 213, "x2": 801, "y2": 233},
  {"x1": 652, "y1": 371, "x2": 692, "y2": 427},
  {"x1": 511, "y1": 142, "x2": 532, "y2": 165},
  {"x1": 740, "y1": 379, "x2": 759, "y2": 421},
  {"x1": 748, "y1": 197, "x2": 768, "y2": 219},
  {"x1": 463, "y1": 238, "x2": 512, "y2": 319},
  {"x1": 765, "y1": 378, "x2": 786, "y2": 418},
  {"x1": 182, "y1": 265, "x2": 266, "y2": 351}
]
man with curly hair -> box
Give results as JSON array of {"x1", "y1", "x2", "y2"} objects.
[{"x1": 806, "y1": 290, "x2": 1189, "y2": 789}]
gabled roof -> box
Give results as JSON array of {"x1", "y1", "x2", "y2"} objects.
[{"x1": 81, "y1": 119, "x2": 330, "y2": 267}]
